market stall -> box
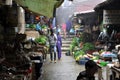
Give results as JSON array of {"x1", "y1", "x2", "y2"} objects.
[{"x1": 69, "y1": 33, "x2": 120, "y2": 80}]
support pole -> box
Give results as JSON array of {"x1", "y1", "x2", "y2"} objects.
[
  {"x1": 5, "y1": 0, "x2": 12, "y2": 6},
  {"x1": 18, "y1": 7, "x2": 25, "y2": 34}
]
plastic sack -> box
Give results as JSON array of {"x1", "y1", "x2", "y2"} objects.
[{"x1": 70, "y1": 28, "x2": 75, "y2": 34}]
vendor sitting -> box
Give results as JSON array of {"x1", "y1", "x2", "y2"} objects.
[{"x1": 76, "y1": 60, "x2": 98, "y2": 80}]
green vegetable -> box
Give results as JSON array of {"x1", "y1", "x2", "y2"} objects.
[
  {"x1": 73, "y1": 50, "x2": 85, "y2": 61},
  {"x1": 100, "y1": 61, "x2": 108, "y2": 67},
  {"x1": 74, "y1": 50, "x2": 85, "y2": 59},
  {"x1": 79, "y1": 36, "x2": 83, "y2": 42},
  {"x1": 41, "y1": 25, "x2": 47, "y2": 29},
  {"x1": 69, "y1": 37, "x2": 79, "y2": 51},
  {"x1": 29, "y1": 24, "x2": 36, "y2": 28},
  {"x1": 35, "y1": 35, "x2": 47, "y2": 45},
  {"x1": 82, "y1": 42, "x2": 95, "y2": 52}
]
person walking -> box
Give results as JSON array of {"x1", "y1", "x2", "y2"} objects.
[
  {"x1": 36, "y1": 21, "x2": 42, "y2": 35},
  {"x1": 66, "y1": 20, "x2": 72, "y2": 37},
  {"x1": 56, "y1": 25, "x2": 61, "y2": 33},
  {"x1": 48, "y1": 29, "x2": 57, "y2": 63},
  {"x1": 62, "y1": 23, "x2": 66, "y2": 39},
  {"x1": 56, "y1": 32, "x2": 62, "y2": 60}
]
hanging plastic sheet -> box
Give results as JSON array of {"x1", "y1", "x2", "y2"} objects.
[{"x1": 14, "y1": 0, "x2": 63, "y2": 18}]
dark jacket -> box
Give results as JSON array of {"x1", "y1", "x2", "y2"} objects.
[{"x1": 76, "y1": 71, "x2": 95, "y2": 80}]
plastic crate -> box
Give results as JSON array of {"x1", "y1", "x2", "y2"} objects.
[{"x1": 79, "y1": 59, "x2": 88, "y2": 65}]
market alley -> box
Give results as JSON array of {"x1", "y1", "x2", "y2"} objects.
[{"x1": 39, "y1": 53, "x2": 85, "y2": 80}]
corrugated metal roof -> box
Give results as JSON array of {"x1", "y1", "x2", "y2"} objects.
[
  {"x1": 94, "y1": 0, "x2": 120, "y2": 10},
  {"x1": 73, "y1": 0, "x2": 104, "y2": 13}
]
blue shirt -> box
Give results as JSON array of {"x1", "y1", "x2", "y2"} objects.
[{"x1": 36, "y1": 23, "x2": 41, "y2": 31}]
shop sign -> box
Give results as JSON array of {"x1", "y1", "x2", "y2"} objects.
[{"x1": 103, "y1": 10, "x2": 120, "y2": 24}]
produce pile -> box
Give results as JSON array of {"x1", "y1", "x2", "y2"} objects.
[
  {"x1": 69, "y1": 35, "x2": 118, "y2": 67},
  {"x1": 35, "y1": 35, "x2": 48, "y2": 45},
  {"x1": 26, "y1": 24, "x2": 48, "y2": 30},
  {"x1": 72, "y1": 42, "x2": 95, "y2": 61}
]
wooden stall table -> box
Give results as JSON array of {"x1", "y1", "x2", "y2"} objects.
[
  {"x1": 97, "y1": 64, "x2": 109, "y2": 80},
  {"x1": 106, "y1": 64, "x2": 114, "y2": 80},
  {"x1": 97, "y1": 64, "x2": 103, "y2": 80},
  {"x1": 111, "y1": 66, "x2": 120, "y2": 80},
  {"x1": 30, "y1": 52, "x2": 43, "y2": 80},
  {"x1": 34, "y1": 44, "x2": 47, "y2": 60}
]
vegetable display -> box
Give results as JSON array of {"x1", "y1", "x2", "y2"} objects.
[
  {"x1": 82, "y1": 42, "x2": 95, "y2": 52},
  {"x1": 29, "y1": 24, "x2": 36, "y2": 28},
  {"x1": 73, "y1": 50, "x2": 85, "y2": 61},
  {"x1": 70, "y1": 37, "x2": 79, "y2": 52},
  {"x1": 41, "y1": 25, "x2": 47, "y2": 29},
  {"x1": 35, "y1": 35, "x2": 47, "y2": 45}
]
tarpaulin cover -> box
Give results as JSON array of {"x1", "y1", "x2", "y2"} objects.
[{"x1": 15, "y1": 0, "x2": 63, "y2": 18}]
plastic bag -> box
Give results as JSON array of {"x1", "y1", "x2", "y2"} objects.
[{"x1": 70, "y1": 28, "x2": 75, "y2": 33}]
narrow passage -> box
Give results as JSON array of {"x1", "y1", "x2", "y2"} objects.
[{"x1": 39, "y1": 54, "x2": 84, "y2": 80}]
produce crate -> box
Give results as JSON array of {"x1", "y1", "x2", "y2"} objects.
[
  {"x1": 33, "y1": 44, "x2": 45, "y2": 53},
  {"x1": 33, "y1": 44, "x2": 47, "y2": 60},
  {"x1": 79, "y1": 59, "x2": 88, "y2": 65}
]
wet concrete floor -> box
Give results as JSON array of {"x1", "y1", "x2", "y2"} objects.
[{"x1": 39, "y1": 54, "x2": 85, "y2": 80}]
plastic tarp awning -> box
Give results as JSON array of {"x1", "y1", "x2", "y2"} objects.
[{"x1": 14, "y1": 0, "x2": 63, "y2": 18}]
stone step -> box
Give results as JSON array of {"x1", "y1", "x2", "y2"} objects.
[
  {"x1": 62, "y1": 51, "x2": 68, "y2": 54},
  {"x1": 62, "y1": 44, "x2": 70, "y2": 47},
  {"x1": 61, "y1": 35, "x2": 75, "y2": 38},
  {"x1": 61, "y1": 33, "x2": 74, "y2": 54},
  {"x1": 62, "y1": 50, "x2": 69, "y2": 54},
  {"x1": 61, "y1": 38, "x2": 73, "y2": 41},
  {"x1": 60, "y1": 32, "x2": 74, "y2": 35},
  {"x1": 62, "y1": 40, "x2": 72, "y2": 43},
  {"x1": 61, "y1": 47, "x2": 70, "y2": 51},
  {"x1": 62, "y1": 46, "x2": 70, "y2": 49}
]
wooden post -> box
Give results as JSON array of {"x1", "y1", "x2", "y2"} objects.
[
  {"x1": 18, "y1": 7, "x2": 25, "y2": 34},
  {"x1": 5, "y1": 0, "x2": 12, "y2": 6},
  {"x1": 97, "y1": 65, "x2": 103, "y2": 80}
]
